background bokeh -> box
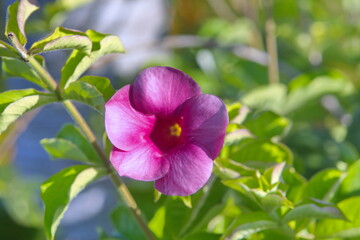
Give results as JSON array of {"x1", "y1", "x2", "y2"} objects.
[{"x1": 1, "y1": 0, "x2": 359, "y2": 239}]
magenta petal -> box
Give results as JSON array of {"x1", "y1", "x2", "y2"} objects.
[
  {"x1": 131, "y1": 67, "x2": 201, "y2": 116},
  {"x1": 110, "y1": 145, "x2": 169, "y2": 181},
  {"x1": 177, "y1": 94, "x2": 228, "y2": 159},
  {"x1": 155, "y1": 144, "x2": 213, "y2": 196},
  {"x1": 105, "y1": 85, "x2": 156, "y2": 151}
]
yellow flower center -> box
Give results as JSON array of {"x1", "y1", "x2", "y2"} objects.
[{"x1": 170, "y1": 123, "x2": 182, "y2": 137}]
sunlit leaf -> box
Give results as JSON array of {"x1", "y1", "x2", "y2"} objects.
[
  {"x1": 5, "y1": 0, "x2": 39, "y2": 45},
  {"x1": 2, "y1": 57, "x2": 48, "y2": 89},
  {"x1": 335, "y1": 160, "x2": 360, "y2": 202},
  {"x1": 41, "y1": 165, "x2": 105, "y2": 240},
  {"x1": 315, "y1": 196, "x2": 360, "y2": 238},
  {"x1": 149, "y1": 206, "x2": 166, "y2": 239},
  {"x1": 61, "y1": 29, "x2": 124, "y2": 88},
  {"x1": 41, "y1": 138, "x2": 89, "y2": 162},
  {"x1": 0, "y1": 95, "x2": 57, "y2": 134},
  {"x1": 0, "y1": 41, "x2": 19, "y2": 59},
  {"x1": 0, "y1": 88, "x2": 49, "y2": 112},
  {"x1": 30, "y1": 26, "x2": 92, "y2": 55}
]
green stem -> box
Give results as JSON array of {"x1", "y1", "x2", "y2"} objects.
[{"x1": 26, "y1": 57, "x2": 156, "y2": 240}]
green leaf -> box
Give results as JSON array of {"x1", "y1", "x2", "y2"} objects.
[
  {"x1": 163, "y1": 198, "x2": 192, "y2": 238},
  {"x1": 61, "y1": 29, "x2": 125, "y2": 88},
  {"x1": 283, "y1": 204, "x2": 346, "y2": 223},
  {"x1": 335, "y1": 160, "x2": 360, "y2": 202},
  {"x1": 78, "y1": 76, "x2": 115, "y2": 101},
  {"x1": 184, "y1": 233, "x2": 222, "y2": 240},
  {"x1": 2, "y1": 57, "x2": 48, "y2": 89},
  {"x1": 41, "y1": 165, "x2": 105, "y2": 240},
  {"x1": 303, "y1": 168, "x2": 343, "y2": 201},
  {"x1": 0, "y1": 88, "x2": 49, "y2": 112},
  {"x1": 149, "y1": 206, "x2": 166, "y2": 239},
  {"x1": 243, "y1": 111, "x2": 291, "y2": 138},
  {"x1": 5, "y1": 0, "x2": 39, "y2": 45},
  {"x1": 242, "y1": 84, "x2": 287, "y2": 114},
  {"x1": 230, "y1": 139, "x2": 293, "y2": 169},
  {"x1": 222, "y1": 212, "x2": 278, "y2": 239},
  {"x1": 63, "y1": 81, "x2": 105, "y2": 113},
  {"x1": 0, "y1": 41, "x2": 19, "y2": 59},
  {"x1": 0, "y1": 95, "x2": 57, "y2": 134},
  {"x1": 111, "y1": 205, "x2": 146, "y2": 240},
  {"x1": 284, "y1": 76, "x2": 354, "y2": 114},
  {"x1": 30, "y1": 26, "x2": 92, "y2": 55},
  {"x1": 41, "y1": 138, "x2": 89, "y2": 162},
  {"x1": 315, "y1": 196, "x2": 360, "y2": 238},
  {"x1": 56, "y1": 124, "x2": 101, "y2": 164}
]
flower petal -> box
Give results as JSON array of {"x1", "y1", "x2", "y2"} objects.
[
  {"x1": 177, "y1": 94, "x2": 228, "y2": 159},
  {"x1": 105, "y1": 85, "x2": 156, "y2": 151},
  {"x1": 110, "y1": 145, "x2": 169, "y2": 181},
  {"x1": 131, "y1": 66, "x2": 201, "y2": 116},
  {"x1": 155, "y1": 144, "x2": 213, "y2": 196}
]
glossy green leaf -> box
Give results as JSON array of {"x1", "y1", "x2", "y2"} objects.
[
  {"x1": 0, "y1": 95, "x2": 57, "y2": 134},
  {"x1": 0, "y1": 88, "x2": 49, "y2": 112},
  {"x1": 5, "y1": 0, "x2": 39, "y2": 45},
  {"x1": 61, "y1": 29, "x2": 124, "y2": 88},
  {"x1": 315, "y1": 196, "x2": 360, "y2": 238},
  {"x1": 2, "y1": 57, "x2": 48, "y2": 89},
  {"x1": 111, "y1": 205, "x2": 146, "y2": 240},
  {"x1": 63, "y1": 81, "x2": 105, "y2": 113},
  {"x1": 56, "y1": 124, "x2": 101, "y2": 164},
  {"x1": 303, "y1": 168, "x2": 343, "y2": 201},
  {"x1": 243, "y1": 111, "x2": 290, "y2": 138},
  {"x1": 231, "y1": 139, "x2": 293, "y2": 168},
  {"x1": 30, "y1": 26, "x2": 92, "y2": 55},
  {"x1": 78, "y1": 76, "x2": 115, "y2": 101},
  {"x1": 41, "y1": 138, "x2": 89, "y2": 162},
  {"x1": 283, "y1": 204, "x2": 345, "y2": 223},
  {"x1": 41, "y1": 165, "x2": 104, "y2": 240}
]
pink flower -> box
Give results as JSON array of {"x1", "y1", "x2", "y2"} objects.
[{"x1": 105, "y1": 67, "x2": 228, "y2": 196}]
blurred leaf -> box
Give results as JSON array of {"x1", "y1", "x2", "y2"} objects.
[
  {"x1": 335, "y1": 160, "x2": 360, "y2": 202},
  {"x1": 30, "y1": 26, "x2": 92, "y2": 55},
  {"x1": 242, "y1": 84, "x2": 287, "y2": 114},
  {"x1": 78, "y1": 76, "x2": 115, "y2": 101},
  {"x1": 5, "y1": 0, "x2": 39, "y2": 45},
  {"x1": 243, "y1": 111, "x2": 291, "y2": 138},
  {"x1": 184, "y1": 233, "x2": 222, "y2": 240},
  {"x1": 111, "y1": 205, "x2": 146, "y2": 240},
  {"x1": 303, "y1": 168, "x2": 343, "y2": 201},
  {"x1": 61, "y1": 29, "x2": 124, "y2": 89},
  {"x1": 231, "y1": 139, "x2": 293, "y2": 168},
  {"x1": 315, "y1": 196, "x2": 360, "y2": 238},
  {"x1": 163, "y1": 198, "x2": 192, "y2": 238},
  {"x1": 41, "y1": 138, "x2": 89, "y2": 162},
  {"x1": 222, "y1": 212, "x2": 277, "y2": 239},
  {"x1": 283, "y1": 203, "x2": 346, "y2": 223},
  {"x1": 63, "y1": 81, "x2": 105, "y2": 113},
  {"x1": 0, "y1": 95, "x2": 57, "y2": 134},
  {"x1": 281, "y1": 168, "x2": 307, "y2": 204},
  {"x1": 0, "y1": 88, "x2": 49, "y2": 112},
  {"x1": 2, "y1": 58, "x2": 48, "y2": 89},
  {"x1": 149, "y1": 206, "x2": 165, "y2": 239},
  {"x1": 224, "y1": 128, "x2": 252, "y2": 147},
  {"x1": 284, "y1": 76, "x2": 354, "y2": 114},
  {"x1": 41, "y1": 165, "x2": 104, "y2": 240}
]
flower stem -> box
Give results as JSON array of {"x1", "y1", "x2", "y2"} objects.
[{"x1": 26, "y1": 57, "x2": 156, "y2": 240}]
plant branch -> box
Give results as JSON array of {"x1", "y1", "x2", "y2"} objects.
[
  {"x1": 264, "y1": 0, "x2": 280, "y2": 84},
  {"x1": 26, "y1": 56, "x2": 156, "y2": 240}
]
